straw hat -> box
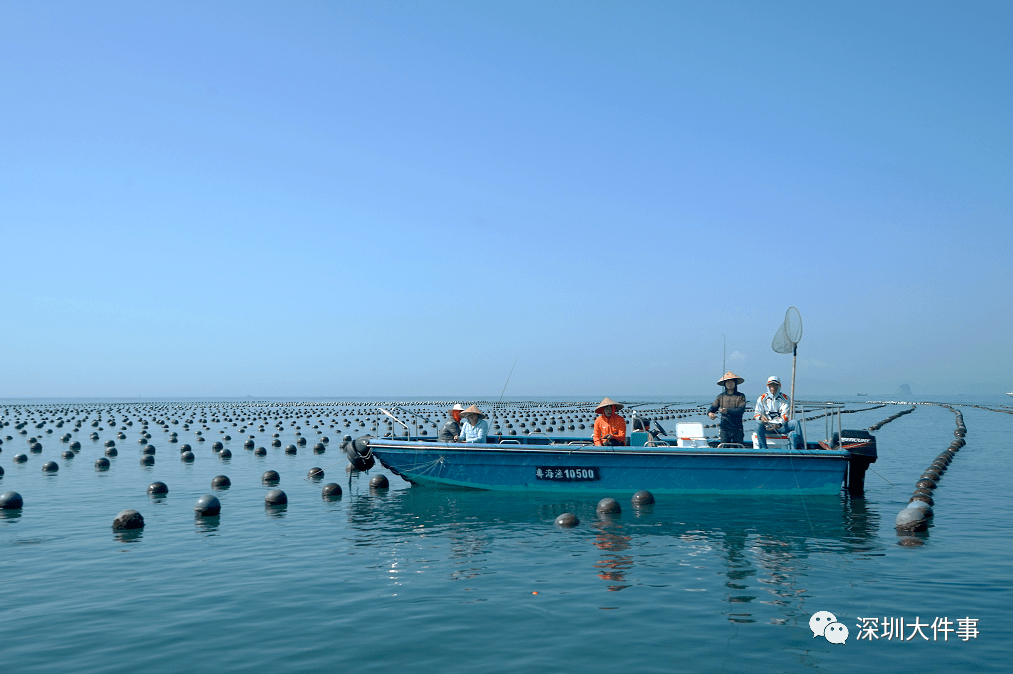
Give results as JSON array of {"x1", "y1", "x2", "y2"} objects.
[
  {"x1": 717, "y1": 371, "x2": 744, "y2": 386},
  {"x1": 594, "y1": 397, "x2": 624, "y2": 414},
  {"x1": 450, "y1": 403, "x2": 466, "y2": 411},
  {"x1": 461, "y1": 404, "x2": 487, "y2": 419}
]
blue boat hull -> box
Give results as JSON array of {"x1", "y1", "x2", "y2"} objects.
[{"x1": 368, "y1": 439, "x2": 850, "y2": 495}]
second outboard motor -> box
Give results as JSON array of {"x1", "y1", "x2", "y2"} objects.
[
  {"x1": 341, "y1": 434, "x2": 375, "y2": 471},
  {"x1": 834, "y1": 429, "x2": 878, "y2": 495}
]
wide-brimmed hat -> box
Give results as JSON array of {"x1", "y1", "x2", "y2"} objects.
[
  {"x1": 767, "y1": 376, "x2": 781, "y2": 386},
  {"x1": 595, "y1": 397, "x2": 624, "y2": 414},
  {"x1": 717, "y1": 371, "x2": 744, "y2": 386},
  {"x1": 461, "y1": 404, "x2": 487, "y2": 419},
  {"x1": 450, "y1": 403, "x2": 466, "y2": 411}
]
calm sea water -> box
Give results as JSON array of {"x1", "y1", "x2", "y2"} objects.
[{"x1": 1, "y1": 396, "x2": 1009, "y2": 674}]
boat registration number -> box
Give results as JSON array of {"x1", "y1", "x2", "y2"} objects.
[{"x1": 535, "y1": 466, "x2": 599, "y2": 481}]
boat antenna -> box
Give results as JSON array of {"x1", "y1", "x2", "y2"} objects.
[
  {"x1": 722, "y1": 333, "x2": 726, "y2": 376},
  {"x1": 771, "y1": 307, "x2": 804, "y2": 419},
  {"x1": 498, "y1": 355, "x2": 519, "y2": 404}
]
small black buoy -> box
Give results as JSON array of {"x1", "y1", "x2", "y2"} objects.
[
  {"x1": 322, "y1": 483, "x2": 342, "y2": 498},
  {"x1": 105, "y1": 446, "x2": 118, "y2": 457},
  {"x1": 70, "y1": 441, "x2": 81, "y2": 450},
  {"x1": 307, "y1": 467, "x2": 324, "y2": 480},
  {"x1": 14, "y1": 453, "x2": 27, "y2": 463},
  {"x1": 180, "y1": 444, "x2": 192, "y2": 453},
  {"x1": 140, "y1": 455, "x2": 155, "y2": 466},
  {"x1": 597, "y1": 497, "x2": 621, "y2": 514},
  {"x1": 194, "y1": 494, "x2": 221, "y2": 516},
  {"x1": 42, "y1": 461, "x2": 59, "y2": 472},
  {"x1": 285, "y1": 444, "x2": 297, "y2": 455},
  {"x1": 181, "y1": 451, "x2": 195, "y2": 462},
  {"x1": 631, "y1": 490, "x2": 655, "y2": 507},
  {"x1": 265, "y1": 489, "x2": 287, "y2": 505},
  {"x1": 555, "y1": 512, "x2": 579, "y2": 527},
  {"x1": 313, "y1": 443, "x2": 325, "y2": 453},
  {"x1": 112, "y1": 509, "x2": 144, "y2": 530},
  {"x1": 254, "y1": 446, "x2": 266, "y2": 456},
  {"x1": 262, "y1": 470, "x2": 280, "y2": 484},
  {"x1": 212, "y1": 441, "x2": 223, "y2": 451},
  {"x1": 143, "y1": 445, "x2": 156, "y2": 455},
  {"x1": 95, "y1": 457, "x2": 110, "y2": 470},
  {"x1": 62, "y1": 450, "x2": 74, "y2": 459},
  {"x1": 147, "y1": 481, "x2": 168, "y2": 495},
  {"x1": 915, "y1": 479, "x2": 937, "y2": 490},
  {"x1": 909, "y1": 493, "x2": 933, "y2": 506},
  {"x1": 0, "y1": 491, "x2": 24, "y2": 509},
  {"x1": 369, "y1": 474, "x2": 389, "y2": 489},
  {"x1": 219, "y1": 448, "x2": 232, "y2": 459},
  {"x1": 211, "y1": 475, "x2": 231, "y2": 489}
]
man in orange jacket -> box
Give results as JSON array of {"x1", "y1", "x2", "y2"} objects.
[{"x1": 593, "y1": 397, "x2": 627, "y2": 446}]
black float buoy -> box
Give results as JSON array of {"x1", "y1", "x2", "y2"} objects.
[
  {"x1": 181, "y1": 451, "x2": 195, "y2": 462},
  {"x1": 194, "y1": 494, "x2": 221, "y2": 516},
  {"x1": 211, "y1": 475, "x2": 231, "y2": 489},
  {"x1": 631, "y1": 490, "x2": 655, "y2": 507},
  {"x1": 180, "y1": 444, "x2": 192, "y2": 453},
  {"x1": 265, "y1": 489, "x2": 287, "y2": 505},
  {"x1": 112, "y1": 510, "x2": 144, "y2": 530},
  {"x1": 14, "y1": 453, "x2": 27, "y2": 463},
  {"x1": 212, "y1": 441, "x2": 223, "y2": 451},
  {"x1": 262, "y1": 470, "x2": 280, "y2": 485},
  {"x1": 555, "y1": 512, "x2": 579, "y2": 527},
  {"x1": 142, "y1": 445, "x2": 156, "y2": 455},
  {"x1": 105, "y1": 446, "x2": 118, "y2": 456},
  {"x1": 42, "y1": 461, "x2": 58, "y2": 472},
  {"x1": 62, "y1": 450, "x2": 74, "y2": 459},
  {"x1": 219, "y1": 448, "x2": 232, "y2": 459},
  {"x1": 0, "y1": 491, "x2": 23, "y2": 509},
  {"x1": 597, "y1": 497, "x2": 621, "y2": 514},
  {"x1": 95, "y1": 457, "x2": 110, "y2": 470},
  {"x1": 254, "y1": 446, "x2": 266, "y2": 456},
  {"x1": 369, "y1": 474, "x2": 389, "y2": 489},
  {"x1": 140, "y1": 455, "x2": 154, "y2": 466},
  {"x1": 285, "y1": 444, "x2": 297, "y2": 455},
  {"x1": 147, "y1": 481, "x2": 168, "y2": 495},
  {"x1": 70, "y1": 441, "x2": 81, "y2": 450},
  {"x1": 313, "y1": 443, "x2": 325, "y2": 453},
  {"x1": 895, "y1": 507, "x2": 928, "y2": 532},
  {"x1": 322, "y1": 483, "x2": 342, "y2": 498},
  {"x1": 307, "y1": 467, "x2": 324, "y2": 480}
]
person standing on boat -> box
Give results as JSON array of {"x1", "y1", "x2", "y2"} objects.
[
  {"x1": 459, "y1": 405, "x2": 490, "y2": 443},
  {"x1": 753, "y1": 376, "x2": 804, "y2": 449},
  {"x1": 593, "y1": 397, "x2": 627, "y2": 446},
  {"x1": 439, "y1": 403, "x2": 466, "y2": 443},
  {"x1": 707, "y1": 372, "x2": 747, "y2": 445}
]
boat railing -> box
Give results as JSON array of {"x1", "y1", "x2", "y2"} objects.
[{"x1": 793, "y1": 401, "x2": 849, "y2": 448}]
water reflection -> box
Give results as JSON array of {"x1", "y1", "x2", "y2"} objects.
[
  {"x1": 265, "y1": 504, "x2": 287, "y2": 519},
  {"x1": 113, "y1": 529, "x2": 143, "y2": 543},
  {"x1": 592, "y1": 519, "x2": 633, "y2": 591},
  {"x1": 195, "y1": 514, "x2": 221, "y2": 534}
]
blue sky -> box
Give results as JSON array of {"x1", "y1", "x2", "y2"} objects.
[{"x1": 1, "y1": 1, "x2": 1009, "y2": 398}]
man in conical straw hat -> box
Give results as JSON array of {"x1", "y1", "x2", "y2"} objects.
[
  {"x1": 459, "y1": 405, "x2": 489, "y2": 443},
  {"x1": 439, "y1": 403, "x2": 467, "y2": 443},
  {"x1": 707, "y1": 372, "x2": 748, "y2": 446},
  {"x1": 593, "y1": 397, "x2": 627, "y2": 446}
]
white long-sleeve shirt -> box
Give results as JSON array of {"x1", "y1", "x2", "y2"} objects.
[{"x1": 754, "y1": 391, "x2": 790, "y2": 424}]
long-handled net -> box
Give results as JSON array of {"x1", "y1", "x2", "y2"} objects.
[{"x1": 772, "y1": 307, "x2": 803, "y2": 418}]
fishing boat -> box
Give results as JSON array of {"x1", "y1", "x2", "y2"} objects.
[{"x1": 342, "y1": 403, "x2": 878, "y2": 496}]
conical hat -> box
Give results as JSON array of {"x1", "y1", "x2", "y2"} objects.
[
  {"x1": 595, "y1": 397, "x2": 624, "y2": 414},
  {"x1": 717, "y1": 371, "x2": 744, "y2": 386},
  {"x1": 461, "y1": 404, "x2": 487, "y2": 419}
]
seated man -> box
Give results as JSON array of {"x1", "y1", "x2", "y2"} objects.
[
  {"x1": 754, "y1": 376, "x2": 803, "y2": 449},
  {"x1": 439, "y1": 403, "x2": 466, "y2": 442},
  {"x1": 459, "y1": 405, "x2": 489, "y2": 443},
  {"x1": 593, "y1": 397, "x2": 627, "y2": 446}
]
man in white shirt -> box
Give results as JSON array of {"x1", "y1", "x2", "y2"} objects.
[{"x1": 754, "y1": 376, "x2": 803, "y2": 449}]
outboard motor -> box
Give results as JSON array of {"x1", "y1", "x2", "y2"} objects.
[
  {"x1": 341, "y1": 434, "x2": 375, "y2": 471},
  {"x1": 834, "y1": 429, "x2": 878, "y2": 495}
]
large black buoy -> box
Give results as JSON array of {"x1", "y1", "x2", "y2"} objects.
[
  {"x1": 211, "y1": 475, "x2": 231, "y2": 489},
  {"x1": 42, "y1": 461, "x2": 58, "y2": 472},
  {"x1": 895, "y1": 507, "x2": 928, "y2": 532},
  {"x1": 265, "y1": 489, "x2": 287, "y2": 505},
  {"x1": 212, "y1": 441, "x2": 223, "y2": 451},
  {"x1": 369, "y1": 474, "x2": 389, "y2": 489},
  {"x1": 597, "y1": 497, "x2": 621, "y2": 514},
  {"x1": 285, "y1": 444, "x2": 297, "y2": 455},
  {"x1": 307, "y1": 467, "x2": 324, "y2": 480},
  {"x1": 254, "y1": 446, "x2": 266, "y2": 456},
  {"x1": 95, "y1": 457, "x2": 110, "y2": 470},
  {"x1": 14, "y1": 453, "x2": 27, "y2": 463},
  {"x1": 179, "y1": 444, "x2": 192, "y2": 453},
  {"x1": 194, "y1": 494, "x2": 221, "y2": 516},
  {"x1": 142, "y1": 445, "x2": 156, "y2": 455},
  {"x1": 147, "y1": 481, "x2": 168, "y2": 495},
  {"x1": 219, "y1": 448, "x2": 232, "y2": 459},
  {"x1": 112, "y1": 509, "x2": 144, "y2": 530},
  {"x1": 322, "y1": 483, "x2": 342, "y2": 499},
  {"x1": 0, "y1": 491, "x2": 23, "y2": 509},
  {"x1": 631, "y1": 490, "x2": 655, "y2": 507},
  {"x1": 140, "y1": 455, "x2": 155, "y2": 466},
  {"x1": 181, "y1": 451, "x2": 195, "y2": 462},
  {"x1": 62, "y1": 450, "x2": 75, "y2": 459},
  {"x1": 313, "y1": 443, "x2": 325, "y2": 454},
  {"x1": 262, "y1": 470, "x2": 280, "y2": 485},
  {"x1": 70, "y1": 441, "x2": 81, "y2": 450},
  {"x1": 555, "y1": 512, "x2": 579, "y2": 527}
]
